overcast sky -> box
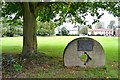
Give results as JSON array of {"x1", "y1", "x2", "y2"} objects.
[
  {"x1": 61, "y1": 10, "x2": 118, "y2": 29},
  {"x1": 85, "y1": 10, "x2": 118, "y2": 28}
]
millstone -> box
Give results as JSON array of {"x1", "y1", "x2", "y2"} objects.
[{"x1": 63, "y1": 37, "x2": 105, "y2": 68}]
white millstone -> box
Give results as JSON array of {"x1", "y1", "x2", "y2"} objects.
[{"x1": 63, "y1": 37, "x2": 105, "y2": 68}]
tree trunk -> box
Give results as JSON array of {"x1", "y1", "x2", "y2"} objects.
[{"x1": 22, "y1": 2, "x2": 37, "y2": 59}]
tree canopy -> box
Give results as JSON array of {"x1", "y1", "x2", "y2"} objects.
[
  {"x1": 1, "y1": 2, "x2": 119, "y2": 25},
  {"x1": 37, "y1": 20, "x2": 56, "y2": 36},
  {"x1": 107, "y1": 20, "x2": 116, "y2": 29}
]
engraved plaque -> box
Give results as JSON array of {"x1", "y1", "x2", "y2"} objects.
[{"x1": 78, "y1": 40, "x2": 93, "y2": 51}]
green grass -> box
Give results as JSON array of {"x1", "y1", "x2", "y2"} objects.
[
  {"x1": 1, "y1": 36, "x2": 118, "y2": 60},
  {"x1": 1, "y1": 36, "x2": 75, "y2": 56},
  {"x1": 1, "y1": 36, "x2": 119, "y2": 78}
]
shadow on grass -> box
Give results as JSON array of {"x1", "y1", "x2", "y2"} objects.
[{"x1": 2, "y1": 52, "x2": 118, "y2": 78}]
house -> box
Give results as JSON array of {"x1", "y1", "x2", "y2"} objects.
[
  {"x1": 54, "y1": 24, "x2": 80, "y2": 35},
  {"x1": 88, "y1": 29, "x2": 113, "y2": 36},
  {"x1": 115, "y1": 27, "x2": 120, "y2": 36},
  {"x1": 67, "y1": 28, "x2": 78, "y2": 35},
  {"x1": 54, "y1": 26, "x2": 79, "y2": 35}
]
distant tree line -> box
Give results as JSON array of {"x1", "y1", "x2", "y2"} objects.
[
  {"x1": 1, "y1": 17, "x2": 56, "y2": 37},
  {"x1": 37, "y1": 20, "x2": 56, "y2": 36},
  {"x1": 56, "y1": 25, "x2": 91, "y2": 36},
  {"x1": 57, "y1": 27, "x2": 69, "y2": 36}
]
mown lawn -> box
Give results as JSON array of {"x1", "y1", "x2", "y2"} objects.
[{"x1": 1, "y1": 36, "x2": 119, "y2": 78}]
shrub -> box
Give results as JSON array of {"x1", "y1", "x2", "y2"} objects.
[{"x1": 2, "y1": 55, "x2": 22, "y2": 73}]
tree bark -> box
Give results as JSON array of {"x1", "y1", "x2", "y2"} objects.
[{"x1": 22, "y1": 2, "x2": 37, "y2": 59}]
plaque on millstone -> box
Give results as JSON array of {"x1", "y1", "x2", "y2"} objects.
[
  {"x1": 63, "y1": 37, "x2": 105, "y2": 68},
  {"x1": 77, "y1": 40, "x2": 93, "y2": 51}
]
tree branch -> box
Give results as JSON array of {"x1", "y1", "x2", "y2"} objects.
[{"x1": 36, "y1": 2, "x2": 50, "y2": 11}]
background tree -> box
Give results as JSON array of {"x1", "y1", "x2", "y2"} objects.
[
  {"x1": 16, "y1": 25, "x2": 23, "y2": 36},
  {"x1": 107, "y1": 20, "x2": 116, "y2": 29},
  {"x1": 37, "y1": 20, "x2": 56, "y2": 36},
  {"x1": 107, "y1": 20, "x2": 116, "y2": 36},
  {"x1": 6, "y1": 25, "x2": 16, "y2": 37},
  {"x1": 1, "y1": 2, "x2": 119, "y2": 60},
  {"x1": 79, "y1": 25, "x2": 88, "y2": 35},
  {"x1": 1, "y1": 17, "x2": 15, "y2": 37},
  {"x1": 0, "y1": 15, "x2": 23, "y2": 37},
  {"x1": 1, "y1": 23, "x2": 9, "y2": 37},
  {"x1": 95, "y1": 21, "x2": 105, "y2": 29},
  {"x1": 61, "y1": 27, "x2": 69, "y2": 36}
]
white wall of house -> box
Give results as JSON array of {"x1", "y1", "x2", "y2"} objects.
[
  {"x1": 88, "y1": 29, "x2": 113, "y2": 36},
  {"x1": 54, "y1": 23, "x2": 79, "y2": 35},
  {"x1": 68, "y1": 30, "x2": 78, "y2": 35},
  {"x1": 54, "y1": 27, "x2": 78, "y2": 35}
]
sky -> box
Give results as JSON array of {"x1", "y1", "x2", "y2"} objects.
[
  {"x1": 61, "y1": 10, "x2": 118, "y2": 29},
  {"x1": 85, "y1": 10, "x2": 118, "y2": 28},
  {"x1": 99, "y1": 11, "x2": 118, "y2": 27}
]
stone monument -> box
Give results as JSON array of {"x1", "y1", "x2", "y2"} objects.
[{"x1": 63, "y1": 37, "x2": 105, "y2": 68}]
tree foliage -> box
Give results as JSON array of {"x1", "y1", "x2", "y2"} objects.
[
  {"x1": 1, "y1": 2, "x2": 119, "y2": 26},
  {"x1": 61, "y1": 27, "x2": 69, "y2": 36},
  {"x1": 0, "y1": 17, "x2": 23, "y2": 37},
  {"x1": 79, "y1": 25, "x2": 88, "y2": 35},
  {"x1": 37, "y1": 20, "x2": 56, "y2": 36},
  {"x1": 95, "y1": 21, "x2": 105, "y2": 29},
  {"x1": 107, "y1": 20, "x2": 116, "y2": 29}
]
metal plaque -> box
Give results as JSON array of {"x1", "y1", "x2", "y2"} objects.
[{"x1": 78, "y1": 40, "x2": 93, "y2": 51}]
